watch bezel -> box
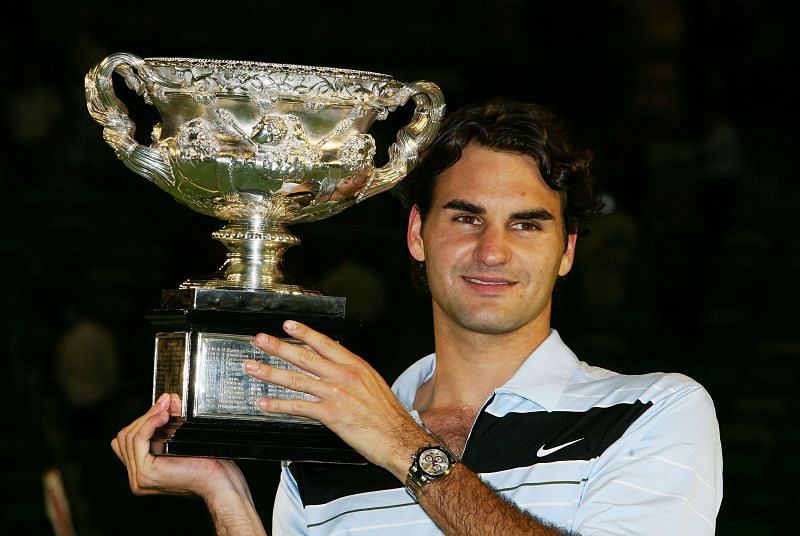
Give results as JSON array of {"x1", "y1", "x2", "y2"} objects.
[
  {"x1": 417, "y1": 446, "x2": 453, "y2": 477},
  {"x1": 405, "y1": 444, "x2": 457, "y2": 501}
]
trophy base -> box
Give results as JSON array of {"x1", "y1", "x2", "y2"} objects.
[
  {"x1": 151, "y1": 416, "x2": 365, "y2": 463},
  {"x1": 146, "y1": 287, "x2": 364, "y2": 463}
]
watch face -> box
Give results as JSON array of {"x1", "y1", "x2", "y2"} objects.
[{"x1": 419, "y1": 447, "x2": 451, "y2": 477}]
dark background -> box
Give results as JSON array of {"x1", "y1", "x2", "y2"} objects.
[{"x1": 1, "y1": 0, "x2": 796, "y2": 534}]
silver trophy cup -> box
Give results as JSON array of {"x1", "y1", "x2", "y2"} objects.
[{"x1": 85, "y1": 52, "x2": 444, "y2": 461}]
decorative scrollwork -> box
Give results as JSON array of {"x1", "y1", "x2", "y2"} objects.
[
  {"x1": 338, "y1": 134, "x2": 376, "y2": 172},
  {"x1": 250, "y1": 115, "x2": 289, "y2": 145},
  {"x1": 177, "y1": 119, "x2": 219, "y2": 159},
  {"x1": 141, "y1": 57, "x2": 406, "y2": 114},
  {"x1": 85, "y1": 51, "x2": 445, "y2": 292}
]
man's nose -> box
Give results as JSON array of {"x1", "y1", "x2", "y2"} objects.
[{"x1": 475, "y1": 226, "x2": 511, "y2": 266}]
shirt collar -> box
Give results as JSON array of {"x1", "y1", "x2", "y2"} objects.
[
  {"x1": 391, "y1": 329, "x2": 579, "y2": 413},
  {"x1": 494, "y1": 329, "x2": 579, "y2": 412},
  {"x1": 392, "y1": 353, "x2": 436, "y2": 410}
]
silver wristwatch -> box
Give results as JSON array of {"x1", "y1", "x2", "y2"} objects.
[{"x1": 405, "y1": 444, "x2": 458, "y2": 501}]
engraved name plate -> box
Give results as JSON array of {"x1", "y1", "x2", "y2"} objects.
[{"x1": 194, "y1": 333, "x2": 319, "y2": 424}]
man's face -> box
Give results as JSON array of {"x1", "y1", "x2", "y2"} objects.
[{"x1": 407, "y1": 144, "x2": 577, "y2": 336}]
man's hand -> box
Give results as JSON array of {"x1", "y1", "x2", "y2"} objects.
[
  {"x1": 111, "y1": 393, "x2": 241, "y2": 498},
  {"x1": 247, "y1": 320, "x2": 431, "y2": 480},
  {"x1": 111, "y1": 394, "x2": 267, "y2": 535}
]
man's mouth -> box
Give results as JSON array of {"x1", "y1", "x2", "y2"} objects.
[{"x1": 462, "y1": 276, "x2": 515, "y2": 286}]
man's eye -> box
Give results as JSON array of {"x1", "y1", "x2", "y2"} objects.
[
  {"x1": 455, "y1": 215, "x2": 481, "y2": 225},
  {"x1": 512, "y1": 221, "x2": 541, "y2": 231}
]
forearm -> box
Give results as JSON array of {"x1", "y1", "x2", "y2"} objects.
[
  {"x1": 202, "y1": 467, "x2": 267, "y2": 536},
  {"x1": 418, "y1": 463, "x2": 573, "y2": 536},
  {"x1": 379, "y1": 418, "x2": 571, "y2": 534}
]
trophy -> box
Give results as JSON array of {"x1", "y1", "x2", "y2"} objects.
[{"x1": 85, "y1": 52, "x2": 444, "y2": 462}]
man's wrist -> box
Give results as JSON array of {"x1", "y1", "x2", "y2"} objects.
[
  {"x1": 386, "y1": 425, "x2": 441, "y2": 481},
  {"x1": 405, "y1": 444, "x2": 458, "y2": 501}
]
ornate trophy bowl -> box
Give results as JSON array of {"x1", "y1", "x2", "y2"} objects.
[
  {"x1": 86, "y1": 52, "x2": 444, "y2": 461},
  {"x1": 86, "y1": 52, "x2": 444, "y2": 291}
]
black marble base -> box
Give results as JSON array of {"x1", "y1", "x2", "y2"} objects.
[{"x1": 151, "y1": 416, "x2": 366, "y2": 463}]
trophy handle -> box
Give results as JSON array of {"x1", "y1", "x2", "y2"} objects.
[
  {"x1": 85, "y1": 52, "x2": 174, "y2": 189},
  {"x1": 356, "y1": 81, "x2": 445, "y2": 201}
]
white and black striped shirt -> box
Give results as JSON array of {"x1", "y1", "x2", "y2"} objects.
[{"x1": 272, "y1": 330, "x2": 722, "y2": 535}]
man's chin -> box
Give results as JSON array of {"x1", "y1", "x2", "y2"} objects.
[{"x1": 453, "y1": 314, "x2": 529, "y2": 336}]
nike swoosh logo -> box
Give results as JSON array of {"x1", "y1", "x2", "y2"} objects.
[{"x1": 536, "y1": 437, "x2": 584, "y2": 457}]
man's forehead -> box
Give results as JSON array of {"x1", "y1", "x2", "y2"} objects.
[
  {"x1": 431, "y1": 148, "x2": 564, "y2": 208},
  {"x1": 435, "y1": 144, "x2": 546, "y2": 179}
]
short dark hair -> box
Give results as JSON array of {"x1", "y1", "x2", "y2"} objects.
[{"x1": 399, "y1": 98, "x2": 603, "y2": 290}]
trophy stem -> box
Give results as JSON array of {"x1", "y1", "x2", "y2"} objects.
[{"x1": 181, "y1": 221, "x2": 313, "y2": 293}]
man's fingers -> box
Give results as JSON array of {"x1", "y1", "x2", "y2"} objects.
[
  {"x1": 128, "y1": 410, "x2": 171, "y2": 473},
  {"x1": 123, "y1": 395, "x2": 169, "y2": 448},
  {"x1": 168, "y1": 393, "x2": 182, "y2": 416},
  {"x1": 244, "y1": 360, "x2": 333, "y2": 399},
  {"x1": 251, "y1": 332, "x2": 340, "y2": 378},
  {"x1": 282, "y1": 320, "x2": 358, "y2": 365},
  {"x1": 149, "y1": 393, "x2": 171, "y2": 414},
  {"x1": 133, "y1": 411, "x2": 171, "y2": 444},
  {"x1": 255, "y1": 397, "x2": 326, "y2": 422},
  {"x1": 111, "y1": 437, "x2": 122, "y2": 461},
  {"x1": 114, "y1": 395, "x2": 171, "y2": 479}
]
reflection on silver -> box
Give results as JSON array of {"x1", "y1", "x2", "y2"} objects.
[
  {"x1": 153, "y1": 333, "x2": 189, "y2": 417},
  {"x1": 85, "y1": 53, "x2": 445, "y2": 293},
  {"x1": 194, "y1": 333, "x2": 318, "y2": 423}
]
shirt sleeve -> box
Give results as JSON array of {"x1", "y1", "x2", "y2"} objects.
[
  {"x1": 272, "y1": 462, "x2": 307, "y2": 536},
  {"x1": 572, "y1": 383, "x2": 723, "y2": 535}
]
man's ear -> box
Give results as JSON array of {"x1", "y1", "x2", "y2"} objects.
[
  {"x1": 558, "y1": 233, "x2": 578, "y2": 276},
  {"x1": 407, "y1": 205, "x2": 425, "y2": 262}
]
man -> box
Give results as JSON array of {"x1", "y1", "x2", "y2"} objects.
[{"x1": 113, "y1": 99, "x2": 723, "y2": 535}]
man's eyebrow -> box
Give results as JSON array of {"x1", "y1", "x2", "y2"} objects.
[
  {"x1": 510, "y1": 209, "x2": 555, "y2": 221},
  {"x1": 442, "y1": 200, "x2": 556, "y2": 222},
  {"x1": 442, "y1": 200, "x2": 485, "y2": 214}
]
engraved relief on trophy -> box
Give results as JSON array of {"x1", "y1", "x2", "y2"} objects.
[
  {"x1": 86, "y1": 52, "x2": 444, "y2": 293},
  {"x1": 142, "y1": 64, "x2": 392, "y2": 212},
  {"x1": 86, "y1": 54, "x2": 443, "y2": 223}
]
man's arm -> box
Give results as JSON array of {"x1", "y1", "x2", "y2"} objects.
[
  {"x1": 248, "y1": 320, "x2": 572, "y2": 535},
  {"x1": 204, "y1": 480, "x2": 266, "y2": 536},
  {"x1": 111, "y1": 393, "x2": 267, "y2": 536},
  {"x1": 418, "y1": 463, "x2": 574, "y2": 535}
]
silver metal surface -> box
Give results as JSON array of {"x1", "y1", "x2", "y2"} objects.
[
  {"x1": 153, "y1": 331, "x2": 320, "y2": 424},
  {"x1": 85, "y1": 52, "x2": 445, "y2": 292},
  {"x1": 153, "y1": 332, "x2": 190, "y2": 416},
  {"x1": 159, "y1": 287, "x2": 346, "y2": 316},
  {"x1": 194, "y1": 333, "x2": 319, "y2": 423}
]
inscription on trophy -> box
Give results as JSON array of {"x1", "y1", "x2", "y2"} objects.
[
  {"x1": 154, "y1": 333, "x2": 189, "y2": 416},
  {"x1": 195, "y1": 333, "x2": 318, "y2": 423}
]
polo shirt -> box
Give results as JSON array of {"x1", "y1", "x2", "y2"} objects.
[{"x1": 272, "y1": 330, "x2": 723, "y2": 535}]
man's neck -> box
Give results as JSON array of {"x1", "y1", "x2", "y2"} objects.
[{"x1": 414, "y1": 313, "x2": 552, "y2": 414}]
